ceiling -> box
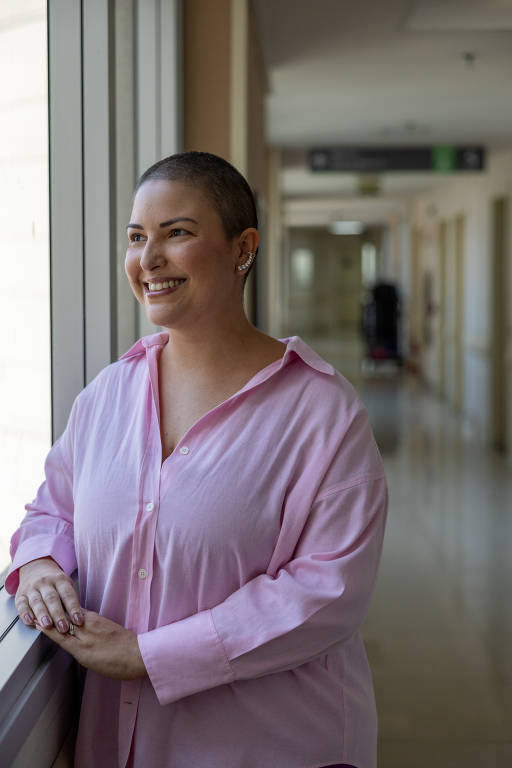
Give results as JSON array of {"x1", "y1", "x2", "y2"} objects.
[{"x1": 252, "y1": 0, "x2": 512, "y2": 203}]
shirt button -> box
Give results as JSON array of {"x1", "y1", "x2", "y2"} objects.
[
  {"x1": 145, "y1": 502, "x2": 154, "y2": 512},
  {"x1": 179, "y1": 446, "x2": 190, "y2": 455},
  {"x1": 138, "y1": 568, "x2": 147, "y2": 579}
]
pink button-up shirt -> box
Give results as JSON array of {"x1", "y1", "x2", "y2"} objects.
[{"x1": 6, "y1": 332, "x2": 388, "y2": 768}]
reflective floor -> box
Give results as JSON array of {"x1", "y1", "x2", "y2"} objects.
[
  {"x1": 363, "y1": 375, "x2": 512, "y2": 766},
  {"x1": 309, "y1": 335, "x2": 512, "y2": 766}
]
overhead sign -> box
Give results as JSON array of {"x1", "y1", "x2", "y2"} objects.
[{"x1": 308, "y1": 146, "x2": 485, "y2": 172}]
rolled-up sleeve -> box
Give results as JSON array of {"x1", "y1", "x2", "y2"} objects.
[
  {"x1": 4, "y1": 396, "x2": 80, "y2": 596},
  {"x1": 138, "y1": 471, "x2": 388, "y2": 706}
]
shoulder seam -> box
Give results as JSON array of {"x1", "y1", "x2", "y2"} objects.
[{"x1": 315, "y1": 472, "x2": 387, "y2": 502}]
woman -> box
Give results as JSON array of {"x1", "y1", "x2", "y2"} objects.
[{"x1": 6, "y1": 151, "x2": 388, "y2": 768}]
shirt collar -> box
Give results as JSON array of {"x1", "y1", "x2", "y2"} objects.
[
  {"x1": 118, "y1": 331, "x2": 170, "y2": 360},
  {"x1": 119, "y1": 332, "x2": 335, "y2": 376},
  {"x1": 276, "y1": 336, "x2": 335, "y2": 375}
]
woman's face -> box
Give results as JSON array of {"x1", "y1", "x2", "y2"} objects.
[{"x1": 125, "y1": 179, "x2": 251, "y2": 330}]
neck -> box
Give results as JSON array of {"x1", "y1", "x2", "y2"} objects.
[{"x1": 160, "y1": 305, "x2": 270, "y2": 375}]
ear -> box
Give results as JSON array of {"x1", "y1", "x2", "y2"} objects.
[
  {"x1": 236, "y1": 227, "x2": 259, "y2": 256},
  {"x1": 234, "y1": 227, "x2": 259, "y2": 273}
]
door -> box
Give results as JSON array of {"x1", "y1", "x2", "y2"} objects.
[
  {"x1": 454, "y1": 215, "x2": 465, "y2": 412},
  {"x1": 438, "y1": 220, "x2": 447, "y2": 398},
  {"x1": 491, "y1": 197, "x2": 508, "y2": 452}
]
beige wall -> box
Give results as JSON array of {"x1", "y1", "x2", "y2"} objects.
[
  {"x1": 183, "y1": 0, "x2": 231, "y2": 158},
  {"x1": 182, "y1": 0, "x2": 268, "y2": 323},
  {"x1": 408, "y1": 148, "x2": 512, "y2": 454},
  {"x1": 183, "y1": 0, "x2": 266, "y2": 193},
  {"x1": 246, "y1": 1, "x2": 267, "y2": 197}
]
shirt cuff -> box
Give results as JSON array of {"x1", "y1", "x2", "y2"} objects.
[
  {"x1": 137, "y1": 608, "x2": 235, "y2": 706},
  {"x1": 4, "y1": 535, "x2": 77, "y2": 595}
]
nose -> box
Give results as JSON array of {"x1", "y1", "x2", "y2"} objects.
[{"x1": 138, "y1": 239, "x2": 166, "y2": 272}]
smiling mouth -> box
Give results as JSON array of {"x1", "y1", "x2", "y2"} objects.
[{"x1": 144, "y1": 278, "x2": 187, "y2": 294}]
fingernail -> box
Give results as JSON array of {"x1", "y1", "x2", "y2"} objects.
[
  {"x1": 42, "y1": 615, "x2": 52, "y2": 627},
  {"x1": 73, "y1": 612, "x2": 83, "y2": 625},
  {"x1": 57, "y1": 619, "x2": 68, "y2": 632},
  {"x1": 23, "y1": 613, "x2": 33, "y2": 624}
]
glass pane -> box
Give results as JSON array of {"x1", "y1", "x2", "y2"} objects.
[{"x1": 0, "y1": 1, "x2": 51, "y2": 576}]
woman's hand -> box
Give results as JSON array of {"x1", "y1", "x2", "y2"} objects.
[
  {"x1": 33, "y1": 610, "x2": 147, "y2": 680},
  {"x1": 15, "y1": 557, "x2": 146, "y2": 680},
  {"x1": 15, "y1": 556, "x2": 84, "y2": 632}
]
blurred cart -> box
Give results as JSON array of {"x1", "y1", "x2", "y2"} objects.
[{"x1": 361, "y1": 281, "x2": 402, "y2": 364}]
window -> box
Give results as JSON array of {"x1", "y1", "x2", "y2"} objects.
[
  {"x1": 0, "y1": 1, "x2": 183, "y2": 763},
  {"x1": 0, "y1": 1, "x2": 51, "y2": 577}
]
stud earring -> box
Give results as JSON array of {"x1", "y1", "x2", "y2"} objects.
[{"x1": 237, "y1": 252, "x2": 255, "y2": 271}]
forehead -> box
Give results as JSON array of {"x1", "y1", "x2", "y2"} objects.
[{"x1": 132, "y1": 178, "x2": 211, "y2": 214}]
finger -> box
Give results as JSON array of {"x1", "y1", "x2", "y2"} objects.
[
  {"x1": 55, "y1": 579, "x2": 84, "y2": 626},
  {"x1": 33, "y1": 618, "x2": 71, "y2": 644},
  {"x1": 14, "y1": 594, "x2": 35, "y2": 625},
  {"x1": 26, "y1": 589, "x2": 55, "y2": 629},
  {"x1": 39, "y1": 588, "x2": 71, "y2": 634}
]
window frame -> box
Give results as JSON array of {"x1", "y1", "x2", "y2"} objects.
[{"x1": 0, "y1": 1, "x2": 182, "y2": 763}]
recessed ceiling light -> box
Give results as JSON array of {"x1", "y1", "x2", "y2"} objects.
[{"x1": 329, "y1": 221, "x2": 365, "y2": 235}]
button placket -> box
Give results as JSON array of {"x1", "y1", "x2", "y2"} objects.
[
  {"x1": 119, "y1": 679, "x2": 143, "y2": 768},
  {"x1": 128, "y1": 404, "x2": 160, "y2": 634},
  {"x1": 118, "y1": 345, "x2": 163, "y2": 764}
]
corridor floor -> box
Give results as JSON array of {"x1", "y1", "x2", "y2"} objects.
[
  {"x1": 300, "y1": 335, "x2": 511, "y2": 766},
  {"x1": 356, "y1": 368, "x2": 511, "y2": 766}
]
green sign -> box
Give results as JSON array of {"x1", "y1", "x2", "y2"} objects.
[
  {"x1": 309, "y1": 146, "x2": 485, "y2": 172},
  {"x1": 431, "y1": 145, "x2": 456, "y2": 171}
]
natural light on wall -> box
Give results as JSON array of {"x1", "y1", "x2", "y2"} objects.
[
  {"x1": 362, "y1": 242, "x2": 377, "y2": 287},
  {"x1": 0, "y1": 2, "x2": 50, "y2": 575},
  {"x1": 291, "y1": 248, "x2": 315, "y2": 289}
]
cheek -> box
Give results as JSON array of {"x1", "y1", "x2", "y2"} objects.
[
  {"x1": 124, "y1": 250, "x2": 139, "y2": 283},
  {"x1": 184, "y1": 241, "x2": 228, "y2": 276}
]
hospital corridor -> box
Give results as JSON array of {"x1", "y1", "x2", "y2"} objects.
[{"x1": 1, "y1": 1, "x2": 512, "y2": 766}]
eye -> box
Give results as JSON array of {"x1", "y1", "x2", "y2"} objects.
[
  {"x1": 129, "y1": 233, "x2": 146, "y2": 243},
  {"x1": 169, "y1": 228, "x2": 189, "y2": 237}
]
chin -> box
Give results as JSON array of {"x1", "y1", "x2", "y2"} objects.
[
  {"x1": 145, "y1": 312, "x2": 173, "y2": 328},
  {"x1": 144, "y1": 306, "x2": 184, "y2": 327}
]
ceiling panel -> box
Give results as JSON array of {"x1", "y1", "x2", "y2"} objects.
[{"x1": 253, "y1": 0, "x2": 512, "y2": 148}]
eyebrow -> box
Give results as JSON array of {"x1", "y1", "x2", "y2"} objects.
[{"x1": 126, "y1": 217, "x2": 198, "y2": 230}]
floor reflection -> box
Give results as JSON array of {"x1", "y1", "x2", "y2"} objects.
[
  {"x1": 360, "y1": 373, "x2": 512, "y2": 767},
  {"x1": 303, "y1": 335, "x2": 512, "y2": 766}
]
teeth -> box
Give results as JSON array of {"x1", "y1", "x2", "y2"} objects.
[{"x1": 148, "y1": 278, "x2": 185, "y2": 292}]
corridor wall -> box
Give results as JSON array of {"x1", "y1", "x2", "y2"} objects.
[
  {"x1": 410, "y1": 147, "x2": 512, "y2": 458},
  {"x1": 183, "y1": 0, "x2": 268, "y2": 325}
]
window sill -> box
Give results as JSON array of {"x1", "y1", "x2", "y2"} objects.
[{"x1": 0, "y1": 577, "x2": 82, "y2": 766}]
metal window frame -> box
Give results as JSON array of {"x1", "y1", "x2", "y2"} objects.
[
  {"x1": 49, "y1": 0, "x2": 86, "y2": 440},
  {"x1": 135, "y1": 0, "x2": 183, "y2": 337},
  {"x1": 82, "y1": 0, "x2": 118, "y2": 383},
  {"x1": 0, "y1": 580, "x2": 82, "y2": 768},
  {"x1": 0, "y1": 1, "x2": 182, "y2": 763}
]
